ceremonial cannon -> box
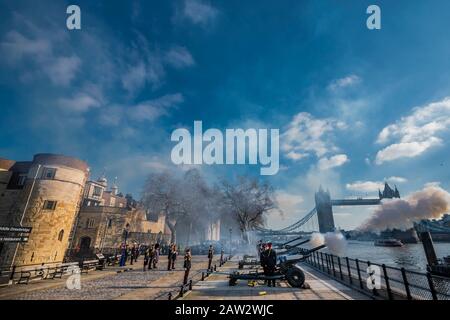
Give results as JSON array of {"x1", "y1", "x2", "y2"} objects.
[{"x1": 230, "y1": 241, "x2": 326, "y2": 288}]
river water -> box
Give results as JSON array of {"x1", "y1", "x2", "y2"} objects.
[{"x1": 327, "y1": 240, "x2": 450, "y2": 272}]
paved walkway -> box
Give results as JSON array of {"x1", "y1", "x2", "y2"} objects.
[
  {"x1": 182, "y1": 256, "x2": 369, "y2": 300},
  {"x1": 0, "y1": 256, "x2": 217, "y2": 300}
]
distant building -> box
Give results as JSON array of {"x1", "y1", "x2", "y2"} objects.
[
  {"x1": 379, "y1": 183, "x2": 400, "y2": 199},
  {"x1": 0, "y1": 154, "x2": 89, "y2": 267},
  {"x1": 71, "y1": 176, "x2": 168, "y2": 257},
  {"x1": 0, "y1": 153, "x2": 171, "y2": 267}
]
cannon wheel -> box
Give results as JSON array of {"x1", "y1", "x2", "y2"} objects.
[
  {"x1": 229, "y1": 277, "x2": 238, "y2": 286},
  {"x1": 238, "y1": 262, "x2": 243, "y2": 269},
  {"x1": 285, "y1": 268, "x2": 305, "y2": 288}
]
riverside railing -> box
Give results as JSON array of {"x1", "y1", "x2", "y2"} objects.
[{"x1": 304, "y1": 250, "x2": 450, "y2": 300}]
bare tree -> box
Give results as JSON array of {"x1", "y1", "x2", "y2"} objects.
[
  {"x1": 221, "y1": 176, "x2": 277, "y2": 243},
  {"x1": 141, "y1": 169, "x2": 221, "y2": 244},
  {"x1": 141, "y1": 171, "x2": 184, "y2": 243}
]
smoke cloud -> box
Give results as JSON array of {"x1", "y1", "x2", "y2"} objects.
[
  {"x1": 310, "y1": 232, "x2": 347, "y2": 256},
  {"x1": 358, "y1": 186, "x2": 450, "y2": 232}
]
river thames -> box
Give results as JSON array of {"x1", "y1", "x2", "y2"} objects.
[{"x1": 329, "y1": 240, "x2": 450, "y2": 271}]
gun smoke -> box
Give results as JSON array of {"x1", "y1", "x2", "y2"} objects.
[
  {"x1": 310, "y1": 232, "x2": 347, "y2": 256},
  {"x1": 358, "y1": 186, "x2": 450, "y2": 232}
]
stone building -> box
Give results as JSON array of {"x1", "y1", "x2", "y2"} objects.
[
  {"x1": 70, "y1": 176, "x2": 168, "y2": 257},
  {"x1": 0, "y1": 154, "x2": 89, "y2": 267}
]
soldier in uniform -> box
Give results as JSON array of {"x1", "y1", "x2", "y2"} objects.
[
  {"x1": 153, "y1": 243, "x2": 160, "y2": 269},
  {"x1": 262, "y1": 242, "x2": 277, "y2": 287},
  {"x1": 148, "y1": 244, "x2": 155, "y2": 270},
  {"x1": 183, "y1": 248, "x2": 192, "y2": 285},
  {"x1": 207, "y1": 245, "x2": 214, "y2": 270},
  {"x1": 171, "y1": 244, "x2": 178, "y2": 270},
  {"x1": 167, "y1": 243, "x2": 173, "y2": 270}
]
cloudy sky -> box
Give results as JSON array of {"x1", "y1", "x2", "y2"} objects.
[{"x1": 1, "y1": 0, "x2": 449, "y2": 229}]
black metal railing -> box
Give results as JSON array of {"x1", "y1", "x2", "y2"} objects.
[{"x1": 305, "y1": 251, "x2": 450, "y2": 300}]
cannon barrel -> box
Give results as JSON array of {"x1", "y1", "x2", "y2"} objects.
[
  {"x1": 280, "y1": 239, "x2": 311, "y2": 253},
  {"x1": 280, "y1": 236, "x2": 305, "y2": 247}
]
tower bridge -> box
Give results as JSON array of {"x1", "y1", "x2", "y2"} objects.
[{"x1": 257, "y1": 183, "x2": 398, "y2": 235}]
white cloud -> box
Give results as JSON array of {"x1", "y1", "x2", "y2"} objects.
[
  {"x1": 318, "y1": 154, "x2": 349, "y2": 170},
  {"x1": 386, "y1": 176, "x2": 408, "y2": 184},
  {"x1": 45, "y1": 56, "x2": 81, "y2": 86},
  {"x1": 328, "y1": 74, "x2": 361, "y2": 91},
  {"x1": 182, "y1": 0, "x2": 218, "y2": 25},
  {"x1": 375, "y1": 97, "x2": 450, "y2": 164},
  {"x1": 281, "y1": 112, "x2": 346, "y2": 161},
  {"x1": 346, "y1": 181, "x2": 384, "y2": 193},
  {"x1": 58, "y1": 93, "x2": 102, "y2": 113},
  {"x1": 128, "y1": 93, "x2": 184, "y2": 122},
  {"x1": 346, "y1": 176, "x2": 407, "y2": 193},
  {"x1": 165, "y1": 46, "x2": 195, "y2": 69},
  {"x1": 425, "y1": 181, "x2": 441, "y2": 188},
  {"x1": 0, "y1": 29, "x2": 81, "y2": 86},
  {"x1": 375, "y1": 138, "x2": 442, "y2": 164}
]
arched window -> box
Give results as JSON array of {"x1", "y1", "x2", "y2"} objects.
[{"x1": 58, "y1": 229, "x2": 64, "y2": 241}]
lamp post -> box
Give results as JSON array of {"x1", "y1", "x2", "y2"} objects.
[{"x1": 229, "y1": 228, "x2": 232, "y2": 256}]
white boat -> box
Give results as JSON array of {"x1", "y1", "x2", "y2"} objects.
[{"x1": 374, "y1": 239, "x2": 404, "y2": 247}]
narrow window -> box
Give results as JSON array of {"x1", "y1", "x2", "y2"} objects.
[
  {"x1": 58, "y1": 229, "x2": 64, "y2": 241},
  {"x1": 41, "y1": 167, "x2": 57, "y2": 180},
  {"x1": 43, "y1": 200, "x2": 57, "y2": 210}
]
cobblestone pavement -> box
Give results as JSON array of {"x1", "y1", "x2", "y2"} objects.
[{"x1": 6, "y1": 256, "x2": 213, "y2": 300}]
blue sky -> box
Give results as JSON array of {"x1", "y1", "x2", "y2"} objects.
[{"x1": 1, "y1": 0, "x2": 449, "y2": 229}]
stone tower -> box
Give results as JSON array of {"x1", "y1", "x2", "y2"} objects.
[
  {"x1": 0, "y1": 154, "x2": 89, "y2": 267},
  {"x1": 314, "y1": 187, "x2": 335, "y2": 233}
]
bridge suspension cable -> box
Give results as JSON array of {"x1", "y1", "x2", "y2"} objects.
[{"x1": 256, "y1": 207, "x2": 317, "y2": 234}]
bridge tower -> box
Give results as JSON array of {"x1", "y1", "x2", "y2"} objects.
[{"x1": 315, "y1": 187, "x2": 335, "y2": 233}]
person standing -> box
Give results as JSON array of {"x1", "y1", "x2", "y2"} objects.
[
  {"x1": 183, "y1": 248, "x2": 192, "y2": 285},
  {"x1": 167, "y1": 243, "x2": 173, "y2": 271},
  {"x1": 207, "y1": 245, "x2": 214, "y2": 270},
  {"x1": 143, "y1": 246, "x2": 149, "y2": 271},
  {"x1": 148, "y1": 244, "x2": 155, "y2": 270},
  {"x1": 171, "y1": 244, "x2": 177, "y2": 270},
  {"x1": 153, "y1": 243, "x2": 160, "y2": 269},
  {"x1": 130, "y1": 245, "x2": 136, "y2": 265},
  {"x1": 119, "y1": 243, "x2": 127, "y2": 267},
  {"x1": 262, "y1": 242, "x2": 277, "y2": 287}
]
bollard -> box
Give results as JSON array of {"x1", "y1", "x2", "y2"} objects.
[
  {"x1": 180, "y1": 285, "x2": 184, "y2": 297},
  {"x1": 201, "y1": 272, "x2": 205, "y2": 281},
  {"x1": 168, "y1": 292, "x2": 172, "y2": 300},
  {"x1": 189, "y1": 279, "x2": 193, "y2": 290},
  {"x1": 214, "y1": 264, "x2": 217, "y2": 271}
]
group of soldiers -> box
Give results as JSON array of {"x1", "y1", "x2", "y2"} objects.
[
  {"x1": 257, "y1": 240, "x2": 277, "y2": 287},
  {"x1": 143, "y1": 243, "x2": 161, "y2": 270}
]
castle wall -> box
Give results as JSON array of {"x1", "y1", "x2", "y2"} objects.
[{"x1": 0, "y1": 154, "x2": 88, "y2": 267}]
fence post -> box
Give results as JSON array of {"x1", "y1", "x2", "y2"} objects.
[
  {"x1": 320, "y1": 252, "x2": 325, "y2": 272},
  {"x1": 400, "y1": 268, "x2": 412, "y2": 300},
  {"x1": 201, "y1": 272, "x2": 205, "y2": 281},
  {"x1": 346, "y1": 257, "x2": 352, "y2": 285},
  {"x1": 338, "y1": 257, "x2": 343, "y2": 280},
  {"x1": 326, "y1": 254, "x2": 331, "y2": 274},
  {"x1": 189, "y1": 279, "x2": 193, "y2": 291},
  {"x1": 168, "y1": 292, "x2": 172, "y2": 300},
  {"x1": 356, "y1": 259, "x2": 363, "y2": 289},
  {"x1": 331, "y1": 255, "x2": 336, "y2": 277},
  {"x1": 381, "y1": 264, "x2": 393, "y2": 300},
  {"x1": 214, "y1": 264, "x2": 217, "y2": 271},
  {"x1": 180, "y1": 285, "x2": 184, "y2": 297},
  {"x1": 426, "y1": 272, "x2": 438, "y2": 300}
]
